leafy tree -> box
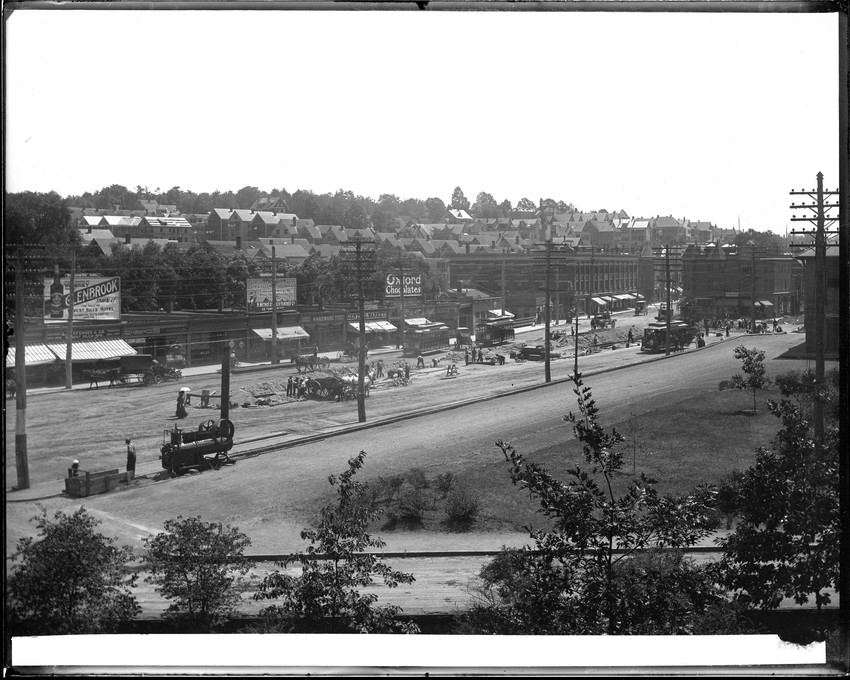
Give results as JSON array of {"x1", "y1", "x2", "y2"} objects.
[
  {"x1": 143, "y1": 515, "x2": 253, "y2": 632},
  {"x1": 92, "y1": 184, "x2": 140, "y2": 211},
  {"x1": 714, "y1": 387, "x2": 839, "y2": 638},
  {"x1": 377, "y1": 193, "x2": 400, "y2": 215},
  {"x1": 235, "y1": 185, "x2": 262, "y2": 209},
  {"x1": 253, "y1": 451, "x2": 419, "y2": 633},
  {"x1": 342, "y1": 202, "x2": 370, "y2": 231},
  {"x1": 424, "y1": 196, "x2": 446, "y2": 223},
  {"x1": 516, "y1": 197, "x2": 536, "y2": 213},
  {"x1": 370, "y1": 209, "x2": 396, "y2": 233},
  {"x1": 449, "y1": 186, "x2": 470, "y2": 212},
  {"x1": 471, "y1": 191, "x2": 500, "y2": 219},
  {"x1": 8, "y1": 506, "x2": 140, "y2": 635},
  {"x1": 5, "y1": 191, "x2": 77, "y2": 247},
  {"x1": 732, "y1": 228, "x2": 785, "y2": 256},
  {"x1": 462, "y1": 374, "x2": 718, "y2": 634},
  {"x1": 499, "y1": 199, "x2": 513, "y2": 216},
  {"x1": 730, "y1": 345, "x2": 772, "y2": 412}
]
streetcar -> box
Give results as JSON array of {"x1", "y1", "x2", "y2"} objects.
[{"x1": 640, "y1": 321, "x2": 699, "y2": 353}]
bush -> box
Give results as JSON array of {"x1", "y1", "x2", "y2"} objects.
[
  {"x1": 389, "y1": 482, "x2": 432, "y2": 525},
  {"x1": 445, "y1": 485, "x2": 480, "y2": 527},
  {"x1": 373, "y1": 474, "x2": 405, "y2": 502},
  {"x1": 404, "y1": 467, "x2": 429, "y2": 489},
  {"x1": 435, "y1": 472, "x2": 456, "y2": 495}
]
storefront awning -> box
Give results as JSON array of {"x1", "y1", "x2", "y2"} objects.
[
  {"x1": 601, "y1": 296, "x2": 616, "y2": 303},
  {"x1": 253, "y1": 326, "x2": 311, "y2": 341},
  {"x1": 591, "y1": 297, "x2": 608, "y2": 306},
  {"x1": 757, "y1": 300, "x2": 775, "y2": 307},
  {"x1": 45, "y1": 339, "x2": 137, "y2": 363},
  {"x1": 5, "y1": 344, "x2": 61, "y2": 368},
  {"x1": 404, "y1": 318, "x2": 432, "y2": 327},
  {"x1": 368, "y1": 321, "x2": 397, "y2": 332},
  {"x1": 614, "y1": 294, "x2": 632, "y2": 301},
  {"x1": 486, "y1": 309, "x2": 515, "y2": 319}
]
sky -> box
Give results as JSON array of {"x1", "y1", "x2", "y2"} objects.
[{"x1": 5, "y1": 8, "x2": 840, "y2": 233}]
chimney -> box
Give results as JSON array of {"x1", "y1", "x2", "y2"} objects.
[
  {"x1": 465, "y1": 243, "x2": 470, "y2": 254},
  {"x1": 88, "y1": 225, "x2": 92, "y2": 234},
  {"x1": 236, "y1": 235, "x2": 242, "y2": 250},
  {"x1": 125, "y1": 233, "x2": 131, "y2": 245},
  {"x1": 292, "y1": 216, "x2": 297, "y2": 226}
]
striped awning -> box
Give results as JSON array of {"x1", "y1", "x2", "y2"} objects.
[
  {"x1": 253, "y1": 326, "x2": 311, "y2": 341},
  {"x1": 614, "y1": 294, "x2": 633, "y2": 301},
  {"x1": 45, "y1": 339, "x2": 137, "y2": 363},
  {"x1": 591, "y1": 297, "x2": 607, "y2": 306},
  {"x1": 757, "y1": 300, "x2": 775, "y2": 307},
  {"x1": 5, "y1": 344, "x2": 61, "y2": 367}
]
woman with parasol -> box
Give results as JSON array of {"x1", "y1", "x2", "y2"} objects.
[{"x1": 176, "y1": 387, "x2": 190, "y2": 419}]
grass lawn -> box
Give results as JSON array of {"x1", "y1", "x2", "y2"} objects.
[{"x1": 372, "y1": 385, "x2": 785, "y2": 536}]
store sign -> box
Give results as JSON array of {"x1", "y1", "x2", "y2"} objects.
[
  {"x1": 385, "y1": 273, "x2": 422, "y2": 298},
  {"x1": 346, "y1": 310, "x2": 388, "y2": 321},
  {"x1": 46, "y1": 326, "x2": 122, "y2": 342},
  {"x1": 247, "y1": 277, "x2": 297, "y2": 311},
  {"x1": 43, "y1": 276, "x2": 121, "y2": 322}
]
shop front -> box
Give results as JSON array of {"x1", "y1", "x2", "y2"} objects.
[
  {"x1": 300, "y1": 310, "x2": 349, "y2": 352},
  {"x1": 251, "y1": 326, "x2": 312, "y2": 361},
  {"x1": 344, "y1": 309, "x2": 395, "y2": 350}
]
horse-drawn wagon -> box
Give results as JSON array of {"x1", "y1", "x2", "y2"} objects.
[
  {"x1": 160, "y1": 418, "x2": 236, "y2": 476},
  {"x1": 85, "y1": 354, "x2": 182, "y2": 388},
  {"x1": 292, "y1": 353, "x2": 332, "y2": 373}
]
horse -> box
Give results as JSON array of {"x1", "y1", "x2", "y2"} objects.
[
  {"x1": 292, "y1": 354, "x2": 317, "y2": 373},
  {"x1": 336, "y1": 371, "x2": 374, "y2": 400},
  {"x1": 87, "y1": 368, "x2": 118, "y2": 389}
]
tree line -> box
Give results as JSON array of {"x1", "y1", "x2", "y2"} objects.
[
  {"x1": 7, "y1": 359, "x2": 840, "y2": 643},
  {"x1": 55, "y1": 184, "x2": 577, "y2": 227}
]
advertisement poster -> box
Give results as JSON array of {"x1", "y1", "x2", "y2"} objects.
[
  {"x1": 385, "y1": 273, "x2": 422, "y2": 298},
  {"x1": 247, "y1": 277, "x2": 297, "y2": 311},
  {"x1": 43, "y1": 275, "x2": 121, "y2": 322}
]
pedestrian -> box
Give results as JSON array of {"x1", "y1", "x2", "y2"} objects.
[
  {"x1": 725, "y1": 325, "x2": 730, "y2": 338},
  {"x1": 70, "y1": 459, "x2": 80, "y2": 477},
  {"x1": 404, "y1": 362, "x2": 410, "y2": 380},
  {"x1": 417, "y1": 354, "x2": 425, "y2": 369},
  {"x1": 627, "y1": 327, "x2": 634, "y2": 347},
  {"x1": 464, "y1": 349, "x2": 469, "y2": 365},
  {"x1": 592, "y1": 334, "x2": 599, "y2": 351},
  {"x1": 299, "y1": 380, "x2": 307, "y2": 401},
  {"x1": 176, "y1": 390, "x2": 187, "y2": 419},
  {"x1": 125, "y1": 438, "x2": 136, "y2": 481},
  {"x1": 377, "y1": 359, "x2": 384, "y2": 378}
]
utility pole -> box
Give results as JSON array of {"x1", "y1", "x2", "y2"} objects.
[
  {"x1": 65, "y1": 250, "x2": 76, "y2": 389},
  {"x1": 789, "y1": 172, "x2": 839, "y2": 452},
  {"x1": 271, "y1": 246, "x2": 279, "y2": 364},
  {"x1": 790, "y1": 170, "x2": 844, "y2": 672},
  {"x1": 13, "y1": 248, "x2": 31, "y2": 490},
  {"x1": 342, "y1": 237, "x2": 376, "y2": 423},
  {"x1": 534, "y1": 200, "x2": 568, "y2": 384},
  {"x1": 397, "y1": 258, "x2": 406, "y2": 351},
  {"x1": 652, "y1": 245, "x2": 682, "y2": 356}
]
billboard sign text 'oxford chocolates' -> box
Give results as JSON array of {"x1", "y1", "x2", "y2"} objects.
[
  {"x1": 247, "y1": 277, "x2": 297, "y2": 311},
  {"x1": 43, "y1": 276, "x2": 121, "y2": 322},
  {"x1": 385, "y1": 273, "x2": 422, "y2": 297}
]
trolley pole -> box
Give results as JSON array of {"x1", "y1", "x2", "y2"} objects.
[
  {"x1": 343, "y1": 237, "x2": 375, "y2": 423},
  {"x1": 220, "y1": 341, "x2": 231, "y2": 421},
  {"x1": 397, "y1": 260, "x2": 406, "y2": 351}
]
